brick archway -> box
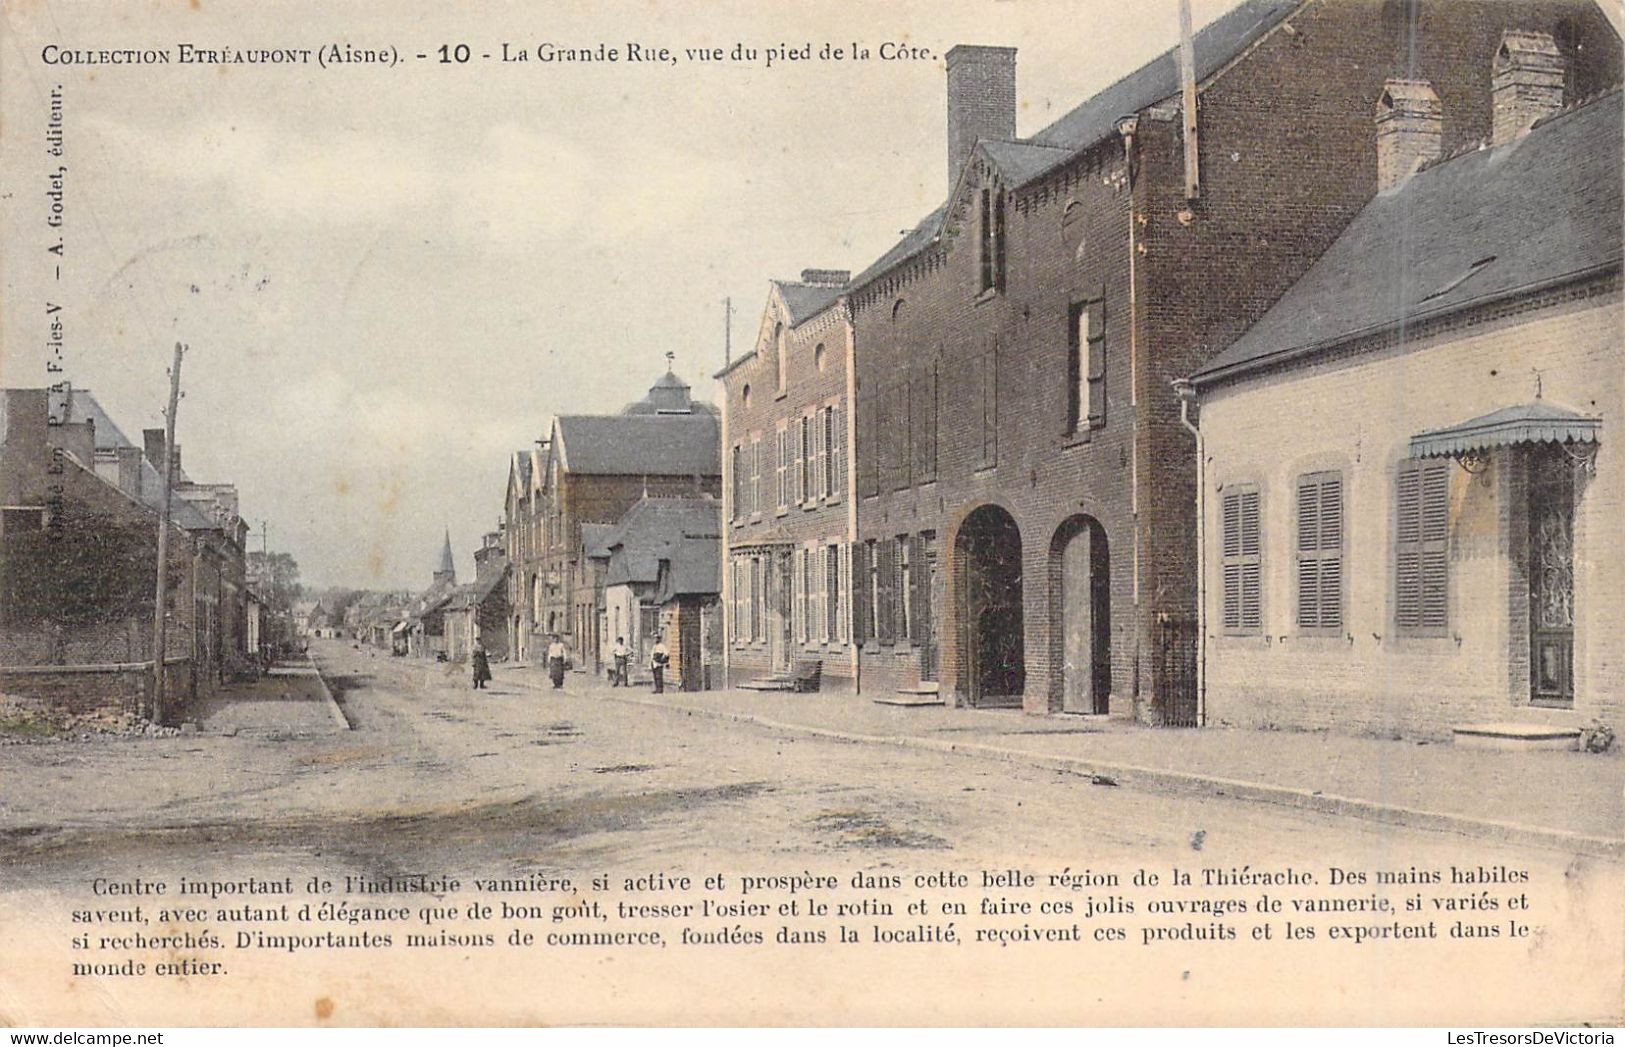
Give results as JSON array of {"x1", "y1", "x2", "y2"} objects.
[
  {"x1": 1049, "y1": 515, "x2": 1111, "y2": 715},
  {"x1": 953, "y1": 503, "x2": 1024, "y2": 707}
]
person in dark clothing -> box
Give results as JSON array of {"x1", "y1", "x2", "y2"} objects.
[
  {"x1": 547, "y1": 635, "x2": 567, "y2": 689},
  {"x1": 471, "y1": 642, "x2": 492, "y2": 690},
  {"x1": 650, "y1": 639, "x2": 670, "y2": 694}
]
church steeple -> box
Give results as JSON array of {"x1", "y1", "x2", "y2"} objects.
[{"x1": 433, "y1": 528, "x2": 456, "y2": 586}]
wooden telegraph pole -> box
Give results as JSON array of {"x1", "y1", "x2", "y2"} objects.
[{"x1": 150, "y1": 342, "x2": 186, "y2": 724}]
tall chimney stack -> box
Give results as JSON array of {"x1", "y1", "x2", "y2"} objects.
[
  {"x1": 945, "y1": 45, "x2": 1017, "y2": 194},
  {"x1": 1492, "y1": 30, "x2": 1564, "y2": 146},
  {"x1": 1374, "y1": 79, "x2": 1442, "y2": 192}
]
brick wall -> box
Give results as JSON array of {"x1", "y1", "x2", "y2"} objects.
[
  {"x1": 721, "y1": 293, "x2": 855, "y2": 690},
  {"x1": 847, "y1": 0, "x2": 1620, "y2": 717},
  {"x1": 1199, "y1": 282, "x2": 1622, "y2": 739}
]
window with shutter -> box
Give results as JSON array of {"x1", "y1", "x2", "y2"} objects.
[
  {"x1": 815, "y1": 408, "x2": 828, "y2": 500},
  {"x1": 1296, "y1": 471, "x2": 1344, "y2": 632},
  {"x1": 860, "y1": 398, "x2": 879, "y2": 498},
  {"x1": 731, "y1": 445, "x2": 744, "y2": 519},
  {"x1": 876, "y1": 539, "x2": 894, "y2": 642},
  {"x1": 1395, "y1": 458, "x2": 1450, "y2": 633},
  {"x1": 826, "y1": 543, "x2": 840, "y2": 643},
  {"x1": 1086, "y1": 301, "x2": 1106, "y2": 427},
  {"x1": 776, "y1": 427, "x2": 787, "y2": 510},
  {"x1": 1221, "y1": 487, "x2": 1262, "y2": 634},
  {"x1": 750, "y1": 437, "x2": 762, "y2": 516},
  {"x1": 898, "y1": 537, "x2": 913, "y2": 641},
  {"x1": 832, "y1": 404, "x2": 846, "y2": 500},
  {"x1": 798, "y1": 415, "x2": 810, "y2": 505}
]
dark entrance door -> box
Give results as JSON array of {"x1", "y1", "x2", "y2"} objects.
[
  {"x1": 956, "y1": 506, "x2": 1024, "y2": 707},
  {"x1": 1052, "y1": 516, "x2": 1111, "y2": 715},
  {"x1": 916, "y1": 532, "x2": 938, "y2": 682},
  {"x1": 1528, "y1": 447, "x2": 1575, "y2": 706}
]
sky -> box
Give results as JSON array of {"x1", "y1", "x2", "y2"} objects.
[{"x1": 1, "y1": 0, "x2": 1249, "y2": 590}]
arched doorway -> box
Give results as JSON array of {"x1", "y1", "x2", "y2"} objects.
[
  {"x1": 955, "y1": 505, "x2": 1024, "y2": 707},
  {"x1": 1049, "y1": 516, "x2": 1111, "y2": 714}
]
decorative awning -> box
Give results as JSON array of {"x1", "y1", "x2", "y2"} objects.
[{"x1": 1409, "y1": 402, "x2": 1601, "y2": 459}]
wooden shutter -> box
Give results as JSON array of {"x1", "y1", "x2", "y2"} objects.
[
  {"x1": 909, "y1": 533, "x2": 931, "y2": 645},
  {"x1": 1221, "y1": 488, "x2": 1261, "y2": 633},
  {"x1": 877, "y1": 538, "x2": 895, "y2": 642},
  {"x1": 815, "y1": 408, "x2": 828, "y2": 500},
  {"x1": 851, "y1": 542, "x2": 868, "y2": 644},
  {"x1": 1296, "y1": 473, "x2": 1343, "y2": 630},
  {"x1": 1396, "y1": 459, "x2": 1450, "y2": 631},
  {"x1": 979, "y1": 188, "x2": 994, "y2": 291},
  {"x1": 775, "y1": 429, "x2": 786, "y2": 509},
  {"x1": 831, "y1": 404, "x2": 846, "y2": 500},
  {"x1": 1086, "y1": 301, "x2": 1107, "y2": 426}
]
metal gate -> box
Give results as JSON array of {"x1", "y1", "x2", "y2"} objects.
[{"x1": 1157, "y1": 614, "x2": 1200, "y2": 727}]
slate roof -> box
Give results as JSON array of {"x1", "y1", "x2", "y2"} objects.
[
  {"x1": 512, "y1": 451, "x2": 532, "y2": 488},
  {"x1": 596, "y1": 497, "x2": 721, "y2": 589},
  {"x1": 581, "y1": 522, "x2": 617, "y2": 560},
  {"x1": 774, "y1": 279, "x2": 844, "y2": 326},
  {"x1": 1192, "y1": 90, "x2": 1624, "y2": 386},
  {"x1": 56, "y1": 388, "x2": 218, "y2": 531},
  {"x1": 850, "y1": 0, "x2": 1297, "y2": 293},
  {"x1": 554, "y1": 412, "x2": 720, "y2": 476},
  {"x1": 654, "y1": 529, "x2": 722, "y2": 603}
]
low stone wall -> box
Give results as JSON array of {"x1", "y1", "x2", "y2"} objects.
[{"x1": 0, "y1": 658, "x2": 195, "y2": 724}]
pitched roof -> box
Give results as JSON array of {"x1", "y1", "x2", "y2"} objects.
[
  {"x1": 850, "y1": 0, "x2": 1298, "y2": 293},
  {"x1": 581, "y1": 522, "x2": 617, "y2": 560},
  {"x1": 553, "y1": 411, "x2": 720, "y2": 476},
  {"x1": 597, "y1": 497, "x2": 721, "y2": 589},
  {"x1": 55, "y1": 388, "x2": 218, "y2": 531},
  {"x1": 774, "y1": 279, "x2": 843, "y2": 326},
  {"x1": 1193, "y1": 89, "x2": 1624, "y2": 386},
  {"x1": 512, "y1": 451, "x2": 532, "y2": 488},
  {"x1": 654, "y1": 529, "x2": 722, "y2": 603}
]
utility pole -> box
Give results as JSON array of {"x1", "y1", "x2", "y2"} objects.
[
  {"x1": 722, "y1": 296, "x2": 732, "y2": 368},
  {"x1": 150, "y1": 342, "x2": 185, "y2": 724}
]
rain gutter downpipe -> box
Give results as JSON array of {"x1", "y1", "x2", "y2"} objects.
[{"x1": 1172, "y1": 376, "x2": 1205, "y2": 727}]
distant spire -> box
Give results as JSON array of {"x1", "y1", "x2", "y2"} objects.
[{"x1": 435, "y1": 527, "x2": 455, "y2": 581}]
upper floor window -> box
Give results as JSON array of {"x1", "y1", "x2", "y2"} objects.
[
  {"x1": 741, "y1": 383, "x2": 751, "y2": 408},
  {"x1": 1068, "y1": 300, "x2": 1106, "y2": 434},
  {"x1": 979, "y1": 185, "x2": 1007, "y2": 294},
  {"x1": 774, "y1": 322, "x2": 787, "y2": 394}
]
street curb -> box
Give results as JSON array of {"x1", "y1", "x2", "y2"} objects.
[
  {"x1": 305, "y1": 655, "x2": 352, "y2": 731},
  {"x1": 503, "y1": 671, "x2": 1625, "y2": 859}
]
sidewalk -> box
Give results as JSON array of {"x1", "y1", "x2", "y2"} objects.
[
  {"x1": 193, "y1": 660, "x2": 348, "y2": 737},
  {"x1": 496, "y1": 663, "x2": 1624, "y2": 853}
]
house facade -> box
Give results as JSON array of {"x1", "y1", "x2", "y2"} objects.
[
  {"x1": 845, "y1": 0, "x2": 1620, "y2": 719},
  {"x1": 717, "y1": 272, "x2": 856, "y2": 691},
  {"x1": 512, "y1": 369, "x2": 721, "y2": 672},
  {"x1": 0, "y1": 387, "x2": 250, "y2": 721},
  {"x1": 1188, "y1": 62, "x2": 1621, "y2": 740},
  {"x1": 591, "y1": 495, "x2": 722, "y2": 687},
  {"x1": 444, "y1": 531, "x2": 511, "y2": 661}
]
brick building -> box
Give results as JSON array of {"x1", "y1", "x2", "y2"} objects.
[
  {"x1": 844, "y1": 0, "x2": 1619, "y2": 719},
  {"x1": 507, "y1": 368, "x2": 721, "y2": 672},
  {"x1": 1188, "y1": 67, "x2": 1621, "y2": 740},
  {"x1": 717, "y1": 272, "x2": 856, "y2": 691},
  {"x1": 444, "y1": 531, "x2": 511, "y2": 662},
  {"x1": 0, "y1": 387, "x2": 250, "y2": 722}
]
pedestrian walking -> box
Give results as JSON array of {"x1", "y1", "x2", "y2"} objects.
[
  {"x1": 611, "y1": 636, "x2": 629, "y2": 687},
  {"x1": 471, "y1": 641, "x2": 491, "y2": 690},
  {"x1": 650, "y1": 638, "x2": 670, "y2": 694},
  {"x1": 546, "y1": 635, "x2": 567, "y2": 690}
]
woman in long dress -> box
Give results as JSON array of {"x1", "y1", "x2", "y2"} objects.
[
  {"x1": 546, "y1": 635, "x2": 567, "y2": 689},
  {"x1": 471, "y1": 642, "x2": 492, "y2": 690}
]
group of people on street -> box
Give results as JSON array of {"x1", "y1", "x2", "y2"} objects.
[{"x1": 469, "y1": 634, "x2": 670, "y2": 693}]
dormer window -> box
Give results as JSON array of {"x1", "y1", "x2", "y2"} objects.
[{"x1": 979, "y1": 184, "x2": 1007, "y2": 294}]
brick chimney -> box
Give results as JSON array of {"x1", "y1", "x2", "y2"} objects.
[
  {"x1": 142, "y1": 427, "x2": 179, "y2": 481},
  {"x1": 1375, "y1": 79, "x2": 1442, "y2": 192},
  {"x1": 114, "y1": 446, "x2": 144, "y2": 497},
  {"x1": 945, "y1": 45, "x2": 1016, "y2": 194},
  {"x1": 799, "y1": 269, "x2": 850, "y2": 287},
  {"x1": 1492, "y1": 30, "x2": 1564, "y2": 146}
]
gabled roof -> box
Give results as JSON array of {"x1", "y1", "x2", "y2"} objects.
[
  {"x1": 553, "y1": 412, "x2": 720, "y2": 476},
  {"x1": 774, "y1": 279, "x2": 844, "y2": 326},
  {"x1": 55, "y1": 388, "x2": 218, "y2": 531},
  {"x1": 581, "y1": 522, "x2": 617, "y2": 560},
  {"x1": 1193, "y1": 89, "x2": 1623, "y2": 386},
  {"x1": 850, "y1": 0, "x2": 1299, "y2": 294},
  {"x1": 512, "y1": 451, "x2": 532, "y2": 488},
  {"x1": 653, "y1": 530, "x2": 722, "y2": 604},
  {"x1": 597, "y1": 497, "x2": 721, "y2": 589}
]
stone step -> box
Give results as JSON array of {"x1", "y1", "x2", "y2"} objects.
[
  {"x1": 739, "y1": 678, "x2": 796, "y2": 692},
  {"x1": 1452, "y1": 722, "x2": 1581, "y2": 751},
  {"x1": 895, "y1": 682, "x2": 940, "y2": 696},
  {"x1": 873, "y1": 693, "x2": 946, "y2": 707}
]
